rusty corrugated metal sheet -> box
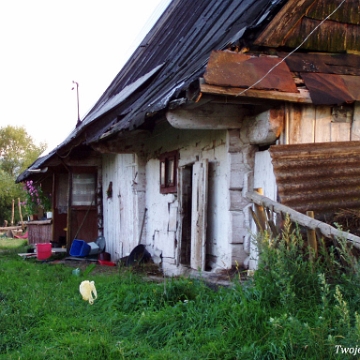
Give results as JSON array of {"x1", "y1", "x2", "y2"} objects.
[
  {"x1": 301, "y1": 73, "x2": 360, "y2": 105},
  {"x1": 203, "y1": 51, "x2": 298, "y2": 92},
  {"x1": 201, "y1": 50, "x2": 360, "y2": 106},
  {"x1": 269, "y1": 141, "x2": 360, "y2": 217}
]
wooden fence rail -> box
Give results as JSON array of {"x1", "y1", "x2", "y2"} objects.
[{"x1": 246, "y1": 191, "x2": 360, "y2": 250}]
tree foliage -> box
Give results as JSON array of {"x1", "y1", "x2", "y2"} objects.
[
  {"x1": 0, "y1": 126, "x2": 46, "y2": 178},
  {"x1": 0, "y1": 125, "x2": 47, "y2": 224}
]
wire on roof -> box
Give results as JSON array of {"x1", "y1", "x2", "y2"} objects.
[{"x1": 235, "y1": 0, "x2": 347, "y2": 97}]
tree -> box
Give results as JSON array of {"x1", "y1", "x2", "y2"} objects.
[
  {"x1": 0, "y1": 126, "x2": 47, "y2": 178},
  {"x1": 0, "y1": 125, "x2": 47, "y2": 224}
]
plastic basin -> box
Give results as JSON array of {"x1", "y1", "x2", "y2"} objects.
[{"x1": 69, "y1": 239, "x2": 91, "y2": 257}]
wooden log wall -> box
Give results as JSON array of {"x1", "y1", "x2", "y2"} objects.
[{"x1": 282, "y1": 102, "x2": 359, "y2": 144}]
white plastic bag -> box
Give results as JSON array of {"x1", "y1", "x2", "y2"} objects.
[{"x1": 79, "y1": 280, "x2": 97, "y2": 304}]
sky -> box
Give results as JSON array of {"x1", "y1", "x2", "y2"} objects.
[{"x1": 0, "y1": 0, "x2": 171, "y2": 153}]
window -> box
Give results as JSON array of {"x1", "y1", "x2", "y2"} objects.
[
  {"x1": 72, "y1": 173, "x2": 96, "y2": 206},
  {"x1": 159, "y1": 150, "x2": 178, "y2": 194}
]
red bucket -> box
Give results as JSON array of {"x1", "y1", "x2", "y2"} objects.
[{"x1": 36, "y1": 243, "x2": 52, "y2": 260}]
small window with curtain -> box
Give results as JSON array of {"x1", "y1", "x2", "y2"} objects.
[
  {"x1": 159, "y1": 150, "x2": 178, "y2": 194},
  {"x1": 72, "y1": 173, "x2": 96, "y2": 206}
]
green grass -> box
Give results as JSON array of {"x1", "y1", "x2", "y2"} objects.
[
  {"x1": 0, "y1": 237, "x2": 28, "y2": 250},
  {"x1": 1, "y1": 224, "x2": 360, "y2": 359}
]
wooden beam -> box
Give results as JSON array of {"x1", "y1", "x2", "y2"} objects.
[
  {"x1": 200, "y1": 81, "x2": 312, "y2": 104},
  {"x1": 246, "y1": 191, "x2": 360, "y2": 249},
  {"x1": 0, "y1": 225, "x2": 25, "y2": 232},
  {"x1": 91, "y1": 130, "x2": 151, "y2": 154},
  {"x1": 246, "y1": 108, "x2": 285, "y2": 145},
  {"x1": 166, "y1": 103, "x2": 249, "y2": 129}
]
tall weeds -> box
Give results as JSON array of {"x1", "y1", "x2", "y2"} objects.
[
  {"x1": 250, "y1": 215, "x2": 360, "y2": 358},
  {"x1": 1, "y1": 225, "x2": 360, "y2": 359}
]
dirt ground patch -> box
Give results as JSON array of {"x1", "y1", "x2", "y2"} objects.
[{"x1": 51, "y1": 258, "x2": 164, "y2": 277}]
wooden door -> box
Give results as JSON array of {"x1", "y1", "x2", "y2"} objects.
[
  {"x1": 71, "y1": 173, "x2": 97, "y2": 242},
  {"x1": 178, "y1": 165, "x2": 192, "y2": 266},
  {"x1": 190, "y1": 159, "x2": 208, "y2": 271}
]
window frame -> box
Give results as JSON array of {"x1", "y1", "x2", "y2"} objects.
[
  {"x1": 71, "y1": 172, "x2": 96, "y2": 208},
  {"x1": 159, "y1": 150, "x2": 178, "y2": 194}
]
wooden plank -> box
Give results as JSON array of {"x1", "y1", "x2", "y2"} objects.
[
  {"x1": 281, "y1": 52, "x2": 360, "y2": 76},
  {"x1": 300, "y1": 105, "x2": 315, "y2": 143},
  {"x1": 246, "y1": 191, "x2": 360, "y2": 250},
  {"x1": 200, "y1": 81, "x2": 313, "y2": 104},
  {"x1": 331, "y1": 122, "x2": 351, "y2": 142},
  {"x1": 191, "y1": 159, "x2": 208, "y2": 271},
  {"x1": 315, "y1": 106, "x2": 331, "y2": 142},
  {"x1": 0, "y1": 226, "x2": 25, "y2": 231},
  {"x1": 26, "y1": 220, "x2": 52, "y2": 225},
  {"x1": 309, "y1": 0, "x2": 360, "y2": 25},
  {"x1": 351, "y1": 103, "x2": 360, "y2": 140},
  {"x1": 254, "y1": 0, "x2": 317, "y2": 47},
  {"x1": 28, "y1": 222, "x2": 52, "y2": 245},
  {"x1": 284, "y1": 18, "x2": 348, "y2": 52},
  {"x1": 250, "y1": 208, "x2": 264, "y2": 232},
  {"x1": 288, "y1": 103, "x2": 302, "y2": 144}
]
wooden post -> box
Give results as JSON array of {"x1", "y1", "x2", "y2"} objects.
[
  {"x1": 265, "y1": 206, "x2": 279, "y2": 238},
  {"x1": 254, "y1": 188, "x2": 267, "y2": 232},
  {"x1": 306, "y1": 211, "x2": 318, "y2": 260},
  {"x1": 18, "y1": 198, "x2": 24, "y2": 230},
  {"x1": 11, "y1": 199, "x2": 15, "y2": 226},
  {"x1": 250, "y1": 208, "x2": 264, "y2": 232}
]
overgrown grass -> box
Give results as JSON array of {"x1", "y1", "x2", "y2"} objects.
[
  {"x1": 0, "y1": 237, "x2": 28, "y2": 250},
  {"x1": 1, "y1": 223, "x2": 360, "y2": 359}
]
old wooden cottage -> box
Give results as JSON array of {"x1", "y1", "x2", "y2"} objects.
[{"x1": 18, "y1": 0, "x2": 360, "y2": 274}]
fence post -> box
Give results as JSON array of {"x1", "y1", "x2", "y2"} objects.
[
  {"x1": 18, "y1": 198, "x2": 24, "y2": 230},
  {"x1": 254, "y1": 188, "x2": 267, "y2": 232},
  {"x1": 11, "y1": 199, "x2": 15, "y2": 226}
]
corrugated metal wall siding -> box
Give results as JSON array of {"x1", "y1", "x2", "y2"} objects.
[{"x1": 269, "y1": 141, "x2": 360, "y2": 217}]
